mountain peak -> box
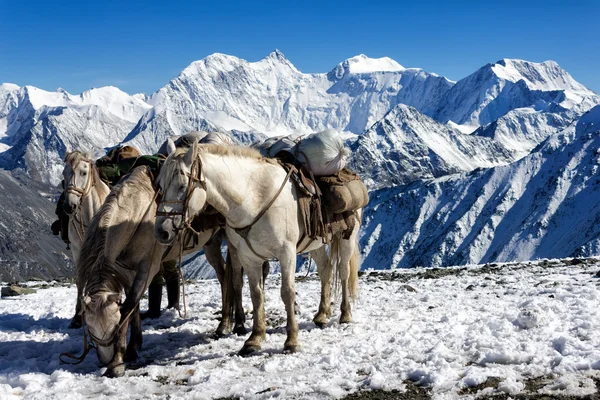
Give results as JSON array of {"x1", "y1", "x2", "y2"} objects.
[
  {"x1": 266, "y1": 49, "x2": 287, "y2": 62},
  {"x1": 1, "y1": 83, "x2": 20, "y2": 92},
  {"x1": 328, "y1": 54, "x2": 404, "y2": 80},
  {"x1": 487, "y1": 58, "x2": 588, "y2": 93}
]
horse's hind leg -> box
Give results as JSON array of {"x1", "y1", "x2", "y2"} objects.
[
  {"x1": 311, "y1": 246, "x2": 333, "y2": 328},
  {"x1": 337, "y1": 227, "x2": 360, "y2": 324},
  {"x1": 125, "y1": 305, "x2": 142, "y2": 362},
  {"x1": 279, "y1": 248, "x2": 299, "y2": 353}
]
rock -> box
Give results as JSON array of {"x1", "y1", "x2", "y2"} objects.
[
  {"x1": 1, "y1": 285, "x2": 37, "y2": 297},
  {"x1": 401, "y1": 285, "x2": 417, "y2": 292}
]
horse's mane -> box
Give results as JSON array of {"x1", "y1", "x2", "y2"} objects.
[
  {"x1": 64, "y1": 151, "x2": 91, "y2": 166},
  {"x1": 77, "y1": 167, "x2": 154, "y2": 296},
  {"x1": 159, "y1": 143, "x2": 277, "y2": 189}
]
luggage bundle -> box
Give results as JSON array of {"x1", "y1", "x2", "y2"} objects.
[
  {"x1": 317, "y1": 169, "x2": 369, "y2": 215},
  {"x1": 255, "y1": 129, "x2": 368, "y2": 214}
]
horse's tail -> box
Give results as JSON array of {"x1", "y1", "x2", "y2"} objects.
[{"x1": 330, "y1": 229, "x2": 360, "y2": 303}]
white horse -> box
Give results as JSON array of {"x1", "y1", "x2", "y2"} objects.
[
  {"x1": 61, "y1": 151, "x2": 111, "y2": 329},
  {"x1": 62, "y1": 151, "x2": 111, "y2": 263},
  {"x1": 155, "y1": 140, "x2": 361, "y2": 355}
]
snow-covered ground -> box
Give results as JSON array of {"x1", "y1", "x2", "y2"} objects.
[{"x1": 2, "y1": 258, "x2": 600, "y2": 399}]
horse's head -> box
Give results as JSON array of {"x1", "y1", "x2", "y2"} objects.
[
  {"x1": 82, "y1": 292, "x2": 122, "y2": 365},
  {"x1": 62, "y1": 152, "x2": 94, "y2": 216},
  {"x1": 155, "y1": 139, "x2": 207, "y2": 245}
]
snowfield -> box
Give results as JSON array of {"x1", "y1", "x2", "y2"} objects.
[{"x1": 2, "y1": 258, "x2": 600, "y2": 399}]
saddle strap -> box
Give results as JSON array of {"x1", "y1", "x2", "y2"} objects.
[{"x1": 230, "y1": 164, "x2": 295, "y2": 259}]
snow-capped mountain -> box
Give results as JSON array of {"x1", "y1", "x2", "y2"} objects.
[
  {"x1": 122, "y1": 50, "x2": 454, "y2": 153},
  {"x1": 359, "y1": 105, "x2": 600, "y2": 269},
  {"x1": 1, "y1": 52, "x2": 598, "y2": 189},
  {"x1": 350, "y1": 104, "x2": 514, "y2": 189},
  {"x1": 434, "y1": 59, "x2": 598, "y2": 127},
  {"x1": 0, "y1": 85, "x2": 151, "y2": 185}
]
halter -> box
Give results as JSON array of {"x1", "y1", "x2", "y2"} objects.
[
  {"x1": 65, "y1": 157, "x2": 96, "y2": 205},
  {"x1": 65, "y1": 157, "x2": 97, "y2": 242},
  {"x1": 156, "y1": 146, "x2": 207, "y2": 233}
]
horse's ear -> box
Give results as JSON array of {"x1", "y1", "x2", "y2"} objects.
[
  {"x1": 184, "y1": 140, "x2": 197, "y2": 165},
  {"x1": 166, "y1": 138, "x2": 177, "y2": 155},
  {"x1": 64, "y1": 152, "x2": 71, "y2": 162}
]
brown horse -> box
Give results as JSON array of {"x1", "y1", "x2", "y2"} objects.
[{"x1": 75, "y1": 166, "x2": 234, "y2": 377}]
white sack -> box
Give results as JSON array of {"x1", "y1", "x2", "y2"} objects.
[{"x1": 294, "y1": 129, "x2": 350, "y2": 176}]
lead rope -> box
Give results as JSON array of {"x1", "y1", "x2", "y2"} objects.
[
  {"x1": 177, "y1": 229, "x2": 187, "y2": 319},
  {"x1": 59, "y1": 309, "x2": 95, "y2": 365}
]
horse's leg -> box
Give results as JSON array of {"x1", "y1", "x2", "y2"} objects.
[
  {"x1": 104, "y1": 320, "x2": 129, "y2": 378},
  {"x1": 205, "y1": 233, "x2": 232, "y2": 338},
  {"x1": 311, "y1": 246, "x2": 333, "y2": 328},
  {"x1": 239, "y1": 259, "x2": 267, "y2": 356},
  {"x1": 124, "y1": 305, "x2": 142, "y2": 362},
  {"x1": 337, "y1": 227, "x2": 360, "y2": 324},
  {"x1": 120, "y1": 261, "x2": 153, "y2": 324},
  {"x1": 279, "y1": 248, "x2": 299, "y2": 353},
  {"x1": 68, "y1": 282, "x2": 83, "y2": 329},
  {"x1": 229, "y1": 245, "x2": 247, "y2": 335}
]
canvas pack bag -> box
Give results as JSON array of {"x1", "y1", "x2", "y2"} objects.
[{"x1": 318, "y1": 169, "x2": 369, "y2": 214}]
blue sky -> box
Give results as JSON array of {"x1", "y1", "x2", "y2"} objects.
[{"x1": 1, "y1": 0, "x2": 598, "y2": 94}]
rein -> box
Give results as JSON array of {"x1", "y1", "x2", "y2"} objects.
[
  {"x1": 59, "y1": 311, "x2": 95, "y2": 365},
  {"x1": 66, "y1": 157, "x2": 97, "y2": 242}
]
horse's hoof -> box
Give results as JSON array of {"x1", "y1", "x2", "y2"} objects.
[
  {"x1": 313, "y1": 320, "x2": 326, "y2": 329},
  {"x1": 238, "y1": 344, "x2": 261, "y2": 357},
  {"x1": 68, "y1": 318, "x2": 82, "y2": 330},
  {"x1": 283, "y1": 344, "x2": 299, "y2": 354},
  {"x1": 339, "y1": 314, "x2": 352, "y2": 324},
  {"x1": 212, "y1": 328, "x2": 229, "y2": 339},
  {"x1": 103, "y1": 364, "x2": 125, "y2": 378},
  {"x1": 233, "y1": 325, "x2": 248, "y2": 336}
]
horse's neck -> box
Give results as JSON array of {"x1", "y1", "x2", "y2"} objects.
[
  {"x1": 80, "y1": 179, "x2": 110, "y2": 225},
  {"x1": 203, "y1": 153, "x2": 285, "y2": 227}
]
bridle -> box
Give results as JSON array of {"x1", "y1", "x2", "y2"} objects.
[
  {"x1": 59, "y1": 292, "x2": 126, "y2": 365},
  {"x1": 65, "y1": 157, "x2": 96, "y2": 241},
  {"x1": 156, "y1": 145, "x2": 207, "y2": 234}
]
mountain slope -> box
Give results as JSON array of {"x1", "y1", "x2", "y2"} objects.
[
  {"x1": 351, "y1": 104, "x2": 514, "y2": 188},
  {"x1": 0, "y1": 170, "x2": 72, "y2": 281},
  {"x1": 360, "y1": 105, "x2": 600, "y2": 269}
]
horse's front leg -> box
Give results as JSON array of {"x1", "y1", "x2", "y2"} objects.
[
  {"x1": 68, "y1": 282, "x2": 83, "y2": 329},
  {"x1": 125, "y1": 305, "x2": 141, "y2": 362},
  {"x1": 239, "y1": 259, "x2": 267, "y2": 356},
  {"x1": 279, "y1": 249, "x2": 299, "y2": 353},
  {"x1": 104, "y1": 320, "x2": 129, "y2": 378},
  {"x1": 311, "y1": 247, "x2": 333, "y2": 328},
  {"x1": 205, "y1": 235, "x2": 232, "y2": 338},
  {"x1": 229, "y1": 245, "x2": 250, "y2": 336}
]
